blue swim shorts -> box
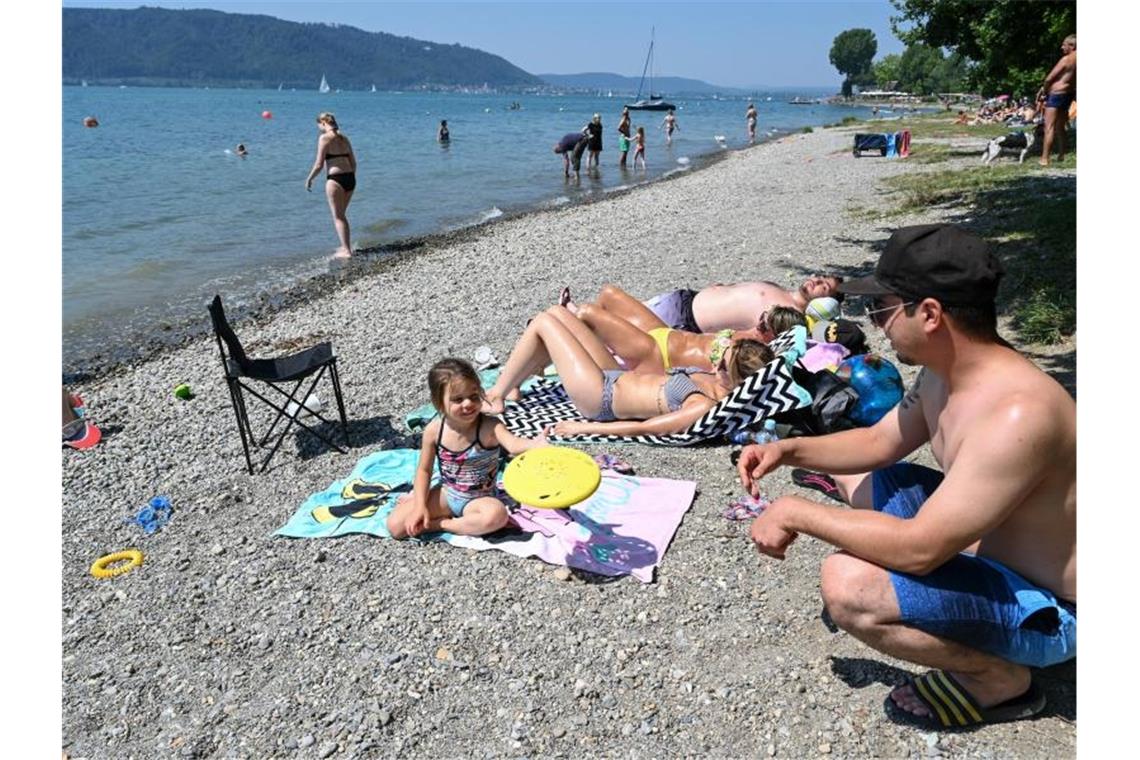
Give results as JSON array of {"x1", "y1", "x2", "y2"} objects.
[
  {"x1": 873, "y1": 462, "x2": 1076, "y2": 668},
  {"x1": 644, "y1": 289, "x2": 700, "y2": 333},
  {"x1": 444, "y1": 486, "x2": 516, "y2": 518},
  {"x1": 1044, "y1": 92, "x2": 1074, "y2": 111}
]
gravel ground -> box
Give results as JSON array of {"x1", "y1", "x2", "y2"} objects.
[{"x1": 62, "y1": 126, "x2": 1076, "y2": 758}]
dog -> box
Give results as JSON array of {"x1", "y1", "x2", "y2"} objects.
[{"x1": 981, "y1": 123, "x2": 1044, "y2": 164}]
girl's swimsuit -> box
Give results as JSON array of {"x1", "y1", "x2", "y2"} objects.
[
  {"x1": 437, "y1": 415, "x2": 514, "y2": 516},
  {"x1": 595, "y1": 367, "x2": 711, "y2": 422}
]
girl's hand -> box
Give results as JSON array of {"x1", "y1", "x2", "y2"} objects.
[{"x1": 405, "y1": 504, "x2": 432, "y2": 536}]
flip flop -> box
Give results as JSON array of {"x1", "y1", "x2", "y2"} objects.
[
  {"x1": 723, "y1": 494, "x2": 768, "y2": 521},
  {"x1": 885, "y1": 671, "x2": 1046, "y2": 730},
  {"x1": 791, "y1": 468, "x2": 845, "y2": 503},
  {"x1": 559, "y1": 286, "x2": 572, "y2": 307},
  {"x1": 593, "y1": 454, "x2": 634, "y2": 474}
]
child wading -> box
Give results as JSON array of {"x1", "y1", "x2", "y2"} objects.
[{"x1": 387, "y1": 359, "x2": 547, "y2": 538}]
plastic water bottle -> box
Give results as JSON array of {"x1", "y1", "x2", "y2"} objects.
[
  {"x1": 285, "y1": 393, "x2": 323, "y2": 418},
  {"x1": 730, "y1": 419, "x2": 779, "y2": 445}
]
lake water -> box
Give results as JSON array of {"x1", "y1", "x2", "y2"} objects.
[{"x1": 63, "y1": 85, "x2": 884, "y2": 369}]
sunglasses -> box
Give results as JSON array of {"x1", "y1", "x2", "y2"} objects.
[{"x1": 864, "y1": 297, "x2": 914, "y2": 326}]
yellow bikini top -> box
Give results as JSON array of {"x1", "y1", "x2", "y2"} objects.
[{"x1": 707, "y1": 329, "x2": 734, "y2": 366}]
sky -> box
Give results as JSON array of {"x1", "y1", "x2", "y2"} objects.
[{"x1": 61, "y1": 0, "x2": 908, "y2": 88}]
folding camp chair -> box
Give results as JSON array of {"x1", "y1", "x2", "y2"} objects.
[{"x1": 208, "y1": 295, "x2": 350, "y2": 473}]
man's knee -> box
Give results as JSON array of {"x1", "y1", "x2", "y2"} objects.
[{"x1": 820, "y1": 552, "x2": 896, "y2": 633}]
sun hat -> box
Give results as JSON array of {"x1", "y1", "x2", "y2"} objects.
[{"x1": 838, "y1": 224, "x2": 1004, "y2": 306}]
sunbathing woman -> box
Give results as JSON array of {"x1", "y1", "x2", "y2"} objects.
[
  {"x1": 564, "y1": 285, "x2": 803, "y2": 375},
  {"x1": 483, "y1": 305, "x2": 772, "y2": 438}
]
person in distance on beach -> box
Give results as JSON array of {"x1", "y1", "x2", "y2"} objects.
[
  {"x1": 584, "y1": 113, "x2": 603, "y2": 169},
  {"x1": 552, "y1": 131, "x2": 589, "y2": 177},
  {"x1": 635, "y1": 276, "x2": 843, "y2": 334},
  {"x1": 737, "y1": 225, "x2": 1075, "y2": 729},
  {"x1": 1036, "y1": 33, "x2": 1076, "y2": 166},
  {"x1": 437, "y1": 119, "x2": 450, "y2": 143},
  {"x1": 617, "y1": 107, "x2": 632, "y2": 168},
  {"x1": 482, "y1": 305, "x2": 771, "y2": 438},
  {"x1": 660, "y1": 109, "x2": 678, "y2": 145},
  {"x1": 745, "y1": 103, "x2": 758, "y2": 143},
  {"x1": 387, "y1": 359, "x2": 547, "y2": 539},
  {"x1": 304, "y1": 112, "x2": 357, "y2": 258},
  {"x1": 633, "y1": 126, "x2": 647, "y2": 169}
]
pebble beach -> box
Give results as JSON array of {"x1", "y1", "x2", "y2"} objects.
[{"x1": 61, "y1": 125, "x2": 1076, "y2": 758}]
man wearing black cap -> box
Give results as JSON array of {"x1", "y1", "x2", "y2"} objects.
[{"x1": 737, "y1": 224, "x2": 1075, "y2": 729}]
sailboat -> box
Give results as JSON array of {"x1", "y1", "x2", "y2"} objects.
[
  {"x1": 278, "y1": 82, "x2": 283, "y2": 91},
  {"x1": 81, "y1": 79, "x2": 88, "y2": 87},
  {"x1": 625, "y1": 28, "x2": 674, "y2": 111},
  {"x1": 370, "y1": 84, "x2": 377, "y2": 93},
  {"x1": 319, "y1": 74, "x2": 331, "y2": 94}
]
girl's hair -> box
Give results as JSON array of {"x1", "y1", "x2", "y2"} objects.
[
  {"x1": 427, "y1": 358, "x2": 482, "y2": 412},
  {"x1": 317, "y1": 112, "x2": 339, "y2": 130},
  {"x1": 636, "y1": 126, "x2": 645, "y2": 136},
  {"x1": 725, "y1": 339, "x2": 774, "y2": 387},
  {"x1": 766, "y1": 306, "x2": 806, "y2": 336}
]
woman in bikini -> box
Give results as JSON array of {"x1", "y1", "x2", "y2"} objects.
[
  {"x1": 304, "y1": 112, "x2": 357, "y2": 258},
  {"x1": 483, "y1": 305, "x2": 771, "y2": 438},
  {"x1": 562, "y1": 284, "x2": 802, "y2": 375}
]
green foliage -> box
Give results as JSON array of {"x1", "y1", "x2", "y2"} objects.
[
  {"x1": 881, "y1": 163, "x2": 1075, "y2": 344},
  {"x1": 62, "y1": 7, "x2": 542, "y2": 89},
  {"x1": 895, "y1": 44, "x2": 968, "y2": 94},
  {"x1": 872, "y1": 54, "x2": 902, "y2": 88},
  {"x1": 890, "y1": 0, "x2": 1075, "y2": 97},
  {"x1": 801, "y1": 126, "x2": 814, "y2": 133},
  {"x1": 830, "y1": 29, "x2": 878, "y2": 96}
]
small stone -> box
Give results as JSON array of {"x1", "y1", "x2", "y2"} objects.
[
  {"x1": 553, "y1": 567, "x2": 572, "y2": 581},
  {"x1": 298, "y1": 734, "x2": 314, "y2": 748},
  {"x1": 378, "y1": 710, "x2": 391, "y2": 726},
  {"x1": 621, "y1": 723, "x2": 634, "y2": 736},
  {"x1": 767, "y1": 744, "x2": 776, "y2": 756},
  {"x1": 435, "y1": 647, "x2": 452, "y2": 661},
  {"x1": 209, "y1": 544, "x2": 224, "y2": 556},
  {"x1": 818, "y1": 743, "x2": 831, "y2": 754},
  {"x1": 315, "y1": 549, "x2": 327, "y2": 563},
  {"x1": 552, "y1": 727, "x2": 566, "y2": 739},
  {"x1": 318, "y1": 741, "x2": 338, "y2": 758}
]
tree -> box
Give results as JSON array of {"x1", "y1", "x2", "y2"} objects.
[
  {"x1": 872, "y1": 54, "x2": 901, "y2": 89},
  {"x1": 829, "y1": 29, "x2": 878, "y2": 97},
  {"x1": 897, "y1": 44, "x2": 945, "y2": 94},
  {"x1": 890, "y1": 0, "x2": 1075, "y2": 96}
]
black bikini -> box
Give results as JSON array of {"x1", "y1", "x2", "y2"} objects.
[{"x1": 324, "y1": 151, "x2": 355, "y2": 192}]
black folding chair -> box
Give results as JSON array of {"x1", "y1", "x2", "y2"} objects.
[{"x1": 208, "y1": 295, "x2": 350, "y2": 473}]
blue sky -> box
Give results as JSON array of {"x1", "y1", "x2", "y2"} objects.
[{"x1": 62, "y1": 1, "x2": 907, "y2": 88}]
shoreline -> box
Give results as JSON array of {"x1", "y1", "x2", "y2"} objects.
[{"x1": 63, "y1": 125, "x2": 789, "y2": 382}]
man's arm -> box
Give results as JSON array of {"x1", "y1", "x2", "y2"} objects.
[
  {"x1": 1040, "y1": 54, "x2": 1072, "y2": 92},
  {"x1": 738, "y1": 369, "x2": 931, "y2": 494},
  {"x1": 761, "y1": 393, "x2": 1062, "y2": 573}
]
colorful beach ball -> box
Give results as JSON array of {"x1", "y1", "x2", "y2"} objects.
[
  {"x1": 836, "y1": 354, "x2": 904, "y2": 426},
  {"x1": 261, "y1": 110, "x2": 273, "y2": 120}
]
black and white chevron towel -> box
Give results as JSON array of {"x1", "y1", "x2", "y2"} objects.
[{"x1": 501, "y1": 327, "x2": 810, "y2": 447}]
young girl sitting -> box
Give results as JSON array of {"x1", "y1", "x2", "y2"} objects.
[
  {"x1": 633, "y1": 126, "x2": 647, "y2": 169},
  {"x1": 387, "y1": 358, "x2": 546, "y2": 539},
  {"x1": 483, "y1": 306, "x2": 772, "y2": 439}
]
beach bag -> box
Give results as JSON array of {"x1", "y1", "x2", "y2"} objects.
[
  {"x1": 853, "y1": 133, "x2": 888, "y2": 156},
  {"x1": 774, "y1": 366, "x2": 858, "y2": 436}
]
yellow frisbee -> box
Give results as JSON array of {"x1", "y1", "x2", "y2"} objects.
[{"x1": 502, "y1": 446, "x2": 601, "y2": 509}]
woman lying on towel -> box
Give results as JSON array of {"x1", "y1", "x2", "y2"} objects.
[
  {"x1": 483, "y1": 305, "x2": 772, "y2": 437},
  {"x1": 567, "y1": 284, "x2": 803, "y2": 375}
]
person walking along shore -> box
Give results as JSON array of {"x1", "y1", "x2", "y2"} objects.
[{"x1": 305, "y1": 112, "x2": 357, "y2": 258}]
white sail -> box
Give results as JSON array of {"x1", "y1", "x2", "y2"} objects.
[
  {"x1": 371, "y1": 84, "x2": 377, "y2": 93},
  {"x1": 319, "y1": 74, "x2": 331, "y2": 94}
]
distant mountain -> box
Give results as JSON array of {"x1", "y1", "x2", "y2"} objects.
[
  {"x1": 540, "y1": 72, "x2": 754, "y2": 96},
  {"x1": 63, "y1": 7, "x2": 543, "y2": 90}
]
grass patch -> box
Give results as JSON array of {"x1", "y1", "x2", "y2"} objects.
[
  {"x1": 801, "y1": 126, "x2": 814, "y2": 134},
  {"x1": 881, "y1": 162, "x2": 1075, "y2": 344}
]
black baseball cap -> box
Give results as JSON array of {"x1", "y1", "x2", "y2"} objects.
[{"x1": 838, "y1": 224, "x2": 1004, "y2": 306}]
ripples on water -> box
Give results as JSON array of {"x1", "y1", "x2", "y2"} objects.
[{"x1": 63, "y1": 86, "x2": 878, "y2": 368}]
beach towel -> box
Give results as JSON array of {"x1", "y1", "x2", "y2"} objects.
[
  {"x1": 275, "y1": 449, "x2": 696, "y2": 582},
  {"x1": 500, "y1": 327, "x2": 812, "y2": 447}
]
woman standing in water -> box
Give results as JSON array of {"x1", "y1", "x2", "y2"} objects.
[{"x1": 304, "y1": 112, "x2": 356, "y2": 258}]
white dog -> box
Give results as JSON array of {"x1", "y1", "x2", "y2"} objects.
[{"x1": 981, "y1": 124, "x2": 1043, "y2": 165}]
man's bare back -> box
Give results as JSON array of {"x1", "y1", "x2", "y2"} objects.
[{"x1": 913, "y1": 347, "x2": 1076, "y2": 601}]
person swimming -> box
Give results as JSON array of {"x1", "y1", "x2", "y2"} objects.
[{"x1": 438, "y1": 119, "x2": 450, "y2": 142}]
